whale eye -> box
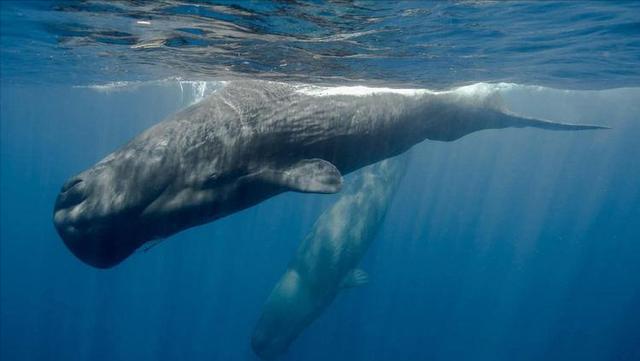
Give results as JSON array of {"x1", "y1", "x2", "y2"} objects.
[{"x1": 204, "y1": 169, "x2": 247, "y2": 188}]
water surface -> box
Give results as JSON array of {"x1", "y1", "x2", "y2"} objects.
[{"x1": 1, "y1": 1, "x2": 640, "y2": 361}]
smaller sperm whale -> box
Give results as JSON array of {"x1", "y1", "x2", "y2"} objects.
[{"x1": 251, "y1": 156, "x2": 408, "y2": 359}]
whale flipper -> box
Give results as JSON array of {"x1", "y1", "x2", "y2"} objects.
[
  {"x1": 259, "y1": 159, "x2": 343, "y2": 194},
  {"x1": 340, "y1": 269, "x2": 369, "y2": 289}
]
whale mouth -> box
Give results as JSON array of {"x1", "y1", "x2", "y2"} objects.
[
  {"x1": 251, "y1": 333, "x2": 287, "y2": 360},
  {"x1": 53, "y1": 206, "x2": 145, "y2": 268},
  {"x1": 251, "y1": 318, "x2": 298, "y2": 360}
]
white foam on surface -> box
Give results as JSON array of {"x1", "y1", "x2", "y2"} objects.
[
  {"x1": 293, "y1": 82, "x2": 523, "y2": 98},
  {"x1": 78, "y1": 77, "x2": 223, "y2": 94},
  {"x1": 77, "y1": 78, "x2": 224, "y2": 106},
  {"x1": 76, "y1": 79, "x2": 639, "y2": 127},
  {"x1": 295, "y1": 85, "x2": 430, "y2": 97}
]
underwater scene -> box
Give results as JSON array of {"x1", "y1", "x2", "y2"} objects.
[{"x1": 1, "y1": 1, "x2": 639, "y2": 361}]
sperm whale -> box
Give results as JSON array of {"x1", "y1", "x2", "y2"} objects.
[
  {"x1": 53, "y1": 80, "x2": 604, "y2": 268},
  {"x1": 251, "y1": 156, "x2": 407, "y2": 359}
]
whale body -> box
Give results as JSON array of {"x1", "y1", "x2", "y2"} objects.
[
  {"x1": 53, "y1": 80, "x2": 603, "y2": 268},
  {"x1": 251, "y1": 156, "x2": 407, "y2": 359}
]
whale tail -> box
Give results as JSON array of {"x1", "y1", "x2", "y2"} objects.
[
  {"x1": 503, "y1": 112, "x2": 609, "y2": 132},
  {"x1": 423, "y1": 103, "x2": 608, "y2": 142}
]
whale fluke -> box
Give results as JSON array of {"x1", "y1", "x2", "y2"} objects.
[
  {"x1": 508, "y1": 114, "x2": 610, "y2": 131},
  {"x1": 421, "y1": 102, "x2": 608, "y2": 142}
]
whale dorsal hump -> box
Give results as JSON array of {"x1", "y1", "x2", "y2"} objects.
[
  {"x1": 258, "y1": 159, "x2": 343, "y2": 194},
  {"x1": 340, "y1": 269, "x2": 369, "y2": 289}
]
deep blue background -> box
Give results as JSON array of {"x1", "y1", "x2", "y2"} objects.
[
  {"x1": 2, "y1": 82, "x2": 639, "y2": 361},
  {"x1": 2, "y1": 1, "x2": 640, "y2": 360}
]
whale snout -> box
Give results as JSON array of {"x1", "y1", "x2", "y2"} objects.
[
  {"x1": 56, "y1": 176, "x2": 87, "y2": 209},
  {"x1": 53, "y1": 210, "x2": 141, "y2": 268},
  {"x1": 61, "y1": 176, "x2": 83, "y2": 192},
  {"x1": 53, "y1": 174, "x2": 142, "y2": 269},
  {"x1": 53, "y1": 175, "x2": 89, "y2": 232},
  {"x1": 251, "y1": 330, "x2": 286, "y2": 360}
]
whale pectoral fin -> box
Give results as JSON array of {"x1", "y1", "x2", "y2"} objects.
[
  {"x1": 340, "y1": 269, "x2": 369, "y2": 289},
  {"x1": 260, "y1": 159, "x2": 343, "y2": 194}
]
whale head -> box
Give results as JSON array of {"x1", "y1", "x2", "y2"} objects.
[
  {"x1": 252, "y1": 269, "x2": 318, "y2": 359},
  {"x1": 53, "y1": 140, "x2": 176, "y2": 268}
]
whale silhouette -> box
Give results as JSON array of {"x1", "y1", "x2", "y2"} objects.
[{"x1": 252, "y1": 156, "x2": 407, "y2": 359}]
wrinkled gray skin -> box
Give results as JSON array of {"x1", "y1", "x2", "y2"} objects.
[
  {"x1": 251, "y1": 156, "x2": 407, "y2": 360},
  {"x1": 53, "y1": 80, "x2": 603, "y2": 268}
]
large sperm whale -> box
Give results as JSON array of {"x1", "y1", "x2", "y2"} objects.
[
  {"x1": 251, "y1": 156, "x2": 407, "y2": 360},
  {"x1": 53, "y1": 80, "x2": 604, "y2": 268}
]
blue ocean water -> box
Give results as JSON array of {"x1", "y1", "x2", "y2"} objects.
[{"x1": 1, "y1": 1, "x2": 640, "y2": 361}]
